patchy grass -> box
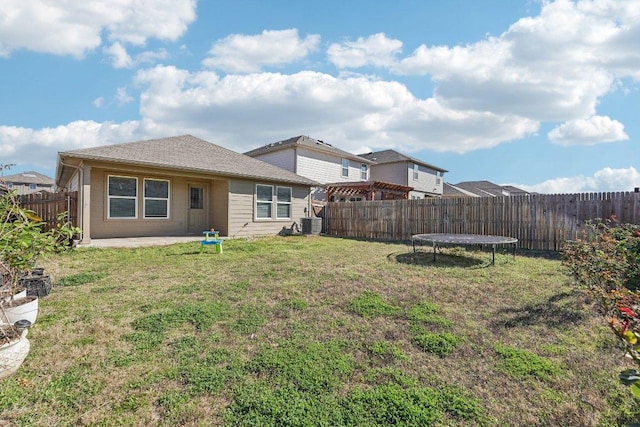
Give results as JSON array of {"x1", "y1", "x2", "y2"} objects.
[{"x1": 0, "y1": 236, "x2": 638, "y2": 426}]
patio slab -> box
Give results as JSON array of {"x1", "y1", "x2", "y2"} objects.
[{"x1": 79, "y1": 236, "x2": 203, "y2": 249}]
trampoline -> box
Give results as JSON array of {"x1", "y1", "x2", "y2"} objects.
[{"x1": 412, "y1": 233, "x2": 518, "y2": 265}]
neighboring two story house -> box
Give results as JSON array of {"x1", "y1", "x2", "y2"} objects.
[
  {"x1": 244, "y1": 136, "x2": 407, "y2": 202},
  {"x1": 1, "y1": 171, "x2": 55, "y2": 195},
  {"x1": 357, "y1": 150, "x2": 447, "y2": 199},
  {"x1": 245, "y1": 136, "x2": 448, "y2": 202}
]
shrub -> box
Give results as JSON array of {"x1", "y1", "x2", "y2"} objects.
[{"x1": 562, "y1": 218, "x2": 640, "y2": 395}]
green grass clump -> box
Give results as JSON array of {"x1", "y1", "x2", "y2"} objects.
[
  {"x1": 343, "y1": 383, "x2": 484, "y2": 426},
  {"x1": 494, "y1": 343, "x2": 561, "y2": 381},
  {"x1": 55, "y1": 271, "x2": 107, "y2": 287},
  {"x1": 247, "y1": 337, "x2": 354, "y2": 393},
  {"x1": 132, "y1": 301, "x2": 228, "y2": 335},
  {"x1": 410, "y1": 326, "x2": 462, "y2": 356},
  {"x1": 406, "y1": 301, "x2": 453, "y2": 328},
  {"x1": 348, "y1": 290, "x2": 399, "y2": 318},
  {"x1": 366, "y1": 341, "x2": 408, "y2": 361}
]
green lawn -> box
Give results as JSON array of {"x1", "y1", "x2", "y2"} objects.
[{"x1": 1, "y1": 236, "x2": 638, "y2": 426}]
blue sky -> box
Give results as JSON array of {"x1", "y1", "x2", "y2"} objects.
[{"x1": 1, "y1": 0, "x2": 639, "y2": 193}]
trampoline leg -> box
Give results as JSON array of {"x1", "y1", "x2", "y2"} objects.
[
  {"x1": 492, "y1": 244, "x2": 496, "y2": 265},
  {"x1": 433, "y1": 243, "x2": 437, "y2": 262}
]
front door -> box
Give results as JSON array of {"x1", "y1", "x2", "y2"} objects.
[{"x1": 187, "y1": 184, "x2": 207, "y2": 234}]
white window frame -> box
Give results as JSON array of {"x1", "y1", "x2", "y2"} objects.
[
  {"x1": 413, "y1": 163, "x2": 419, "y2": 181},
  {"x1": 360, "y1": 164, "x2": 368, "y2": 180},
  {"x1": 341, "y1": 159, "x2": 349, "y2": 178},
  {"x1": 255, "y1": 184, "x2": 273, "y2": 220},
  {"x1": 143, "y1": 178, "x2": 170, "y2": 219},
  {"x1": 28, "y1": 183, "x2": 37, "y2": 190},
  {"x1": 108, "y1": 175, "x2": 138, "y2": 219},
  {"x1": 276, "y1": 186, "x2": 292, "y2": 219}
]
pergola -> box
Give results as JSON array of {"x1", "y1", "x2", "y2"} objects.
[{"x1": 325, "y1": 181, "x2": 413, "y2": 201}]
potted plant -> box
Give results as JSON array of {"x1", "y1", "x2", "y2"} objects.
[{"x1": 0, "y1": 187, "x2": 78, "y2": 378}]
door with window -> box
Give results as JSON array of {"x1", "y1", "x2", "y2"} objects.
[{"x1": 187, "y1": 184, "x2": 208, "y2": 234}]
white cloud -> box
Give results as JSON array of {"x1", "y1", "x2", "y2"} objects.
[
  {"x1": 93, "y1": 97, "x2": 104, "y2": 108},
  {"x1": 548, "y1": 115, "x2": 628, "y2": 145},
  {"x1": 116, "y1": 87, "x2": 134, "y2": 105},
  {"x1": 0, "y1": 120, "x2": 167, "y2": 172},
  {"x1": 202, "y1": 29, "x2": 321, "y2": 73},
  {"x1": 104, "y1": 42, "x2": 169, "y2": 69},
  {"x1": 327, "y1": 33, "x2": 403, "y2": 68},
  {"x1": 391, "y1": 0, "x2": 640, "y2": 134},
  {"x1": 104, "y1": 42, "x2": 133, "y2": 68},
  {"x1": 132, "y1": 65, "x2": 538, "y2": 154},
  {"x1": 0, "y1": 0, "x2": 196, "y2": 58},
  {"x1": 513, "y1": 166, "x2": 640, "y2": 194}
]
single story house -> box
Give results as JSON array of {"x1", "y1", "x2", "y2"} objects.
[{"x1": 55, "y1": 135, "x2": 319, "y2": 244}]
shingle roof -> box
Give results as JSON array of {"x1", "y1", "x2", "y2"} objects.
[
  {"x1": 57, "y1": 135, "x2": 318, "y2": 186},
  {"x1": 453, "y1": 180, "x2": 529, "y2": 197},
  {"x1": 443, "y1": 182, "x2": 479, "y2": 197},
  {"x1": 358, "y1": 149, "x2": 448, "y2": 172},
  {"x1": 2, "y1": 171, "x2": 55, "y2": 185},
  {"x1": 244, "y1": 135, "x2": 375, "y2": 164}
]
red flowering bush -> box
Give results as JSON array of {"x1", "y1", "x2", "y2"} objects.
[{"x1": 562, "y1": 218, "x2": 640, "y2": 396}]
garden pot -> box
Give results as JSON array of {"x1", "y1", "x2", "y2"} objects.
[
  {"x1": 0, "y1": 328, "x2": 30, "y2": 380},
  {"x1": 1, "y1": 288, "x2": 26, "y2": 304},
  {"x1": 1, "y1": 296, "x2": 39, "y2": 325}
]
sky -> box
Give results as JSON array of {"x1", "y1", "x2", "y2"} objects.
[{"x1": 1, "y1": 0, "x2": 639, "y2": 194}]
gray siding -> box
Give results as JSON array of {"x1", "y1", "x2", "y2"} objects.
[
  {"x1": 252, "y1": 150, "x2": 296, "y2": 172},
  {"x1": 227, "y1": 179, "x2": 310, "y2": 238}
]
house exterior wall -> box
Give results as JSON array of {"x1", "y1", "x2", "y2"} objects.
[
  {"x1": 88, "y1": 167, "x2": 197, "y2": 238},
  {"x1": 227, "y1": 179, "x2": 310, "y2": 237},
  {"x1": 211, "y1": 180, "x2": 229, "y2": 236},
  {"x1": 369, "y1": 161, "x2": 443, "y2": 198},
  {"x1": 406, "y1": 163, "x2": 443, "y2": 198},
  {"x1": 296, "y1": 147, "x2": 363, "y2": 183},
  {"x1": 4, "y1": 182, "x2": 55, "y2": 195},
  {"x1": 369, "y1": 163, "x2": 408, "y2": 186},
  {"x1": 251, "y1": 150, "x2": 296, "y2": 173}
]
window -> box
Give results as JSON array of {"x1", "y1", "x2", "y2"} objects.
[
  {"x1": 413, "y1": 163, "x2": 419, "y2": 181},
  {"x1": 256, "y1": 184, "x2": 273, "y2": 219},
  {"x1": 108, "y1": 175, "x2": 137, "y2": 218},
  {"x1": 276, "y1": 186, "x2": 292, "y2": 219},
  {"x1": 341, "y1": 159, "x2": 349, "y2": 177},
  {"x1": 361, "y1": 164, "x2": 368, "y2": 180},
  {"x1": 436, "y1": 171, "x2": 442, "y2": 185},
  {"x1": 29, "y1": 183, "x2": 37, "y2": 190},
  {"x1": 144, "y1": 179, "x2": 169, "y2": 218},
  {"x1": 190, "y1": 187, "x2": 203, "y2": 209},
  {"x1": 6, "y1": 182, "x2": 13, "y2": 189}
]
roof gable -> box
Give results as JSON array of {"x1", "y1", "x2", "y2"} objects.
[
  {"x1": 57, "y1": 135, "x2": 318, "y2": 186},
  {"x1": 244, "y1": 135, "x2": 375, "y2": 164},
  {"x1": 453, "y1": 180, "x2": 529, "y2": 197},
  {"x1": 358, "y1": 149, "x2": 448, "y2": 172},
  {"x1": 2, "y1": 170, "x2": 54, "y2": 185}
]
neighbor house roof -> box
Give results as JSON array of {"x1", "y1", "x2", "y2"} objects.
[
  {"x1": 56, "y1": 135, "x2": 319, "y2": 187},
  {"x1": 2, "y1": 171, "x2": 55, "y2": 185},
  {"x1": 244, "y1": 135, "x2": 376, "y2": 164},
  {"x1": 442, "y1": 182, "x2": 480, "y2": 197},
  {"x1": 453, "y1": 180, "x2": 529, "y2": 197},
  {"x1": 357, "y1": 149, "x2": 448, "y2": 172}
]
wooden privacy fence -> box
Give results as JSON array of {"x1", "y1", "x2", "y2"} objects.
[
  {"x1": 323, "y1": 192, "x2": 640, "y2": 251},
  {"x1": 19, "y1": 191, "x2": 78, "y2": 232}
]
